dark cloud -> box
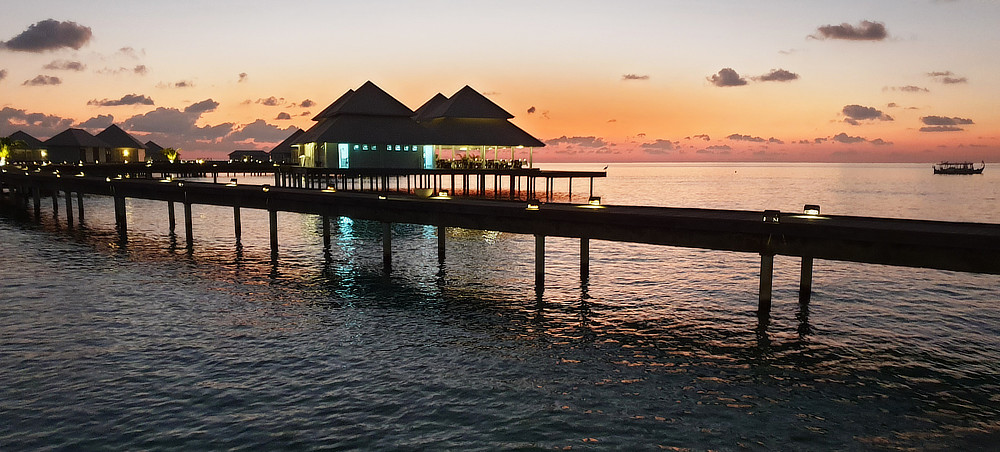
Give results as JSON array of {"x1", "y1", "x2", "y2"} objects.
[
  {"x1": 43, "y1": 60, "x2": 86, "y2": 71},
  {"x1": 928, "y1": 71, "x2": 967, "y2": 84},
  {"x1": 229, "y1": 119, "x2": 297, "y2": 143},
  {"x1": 0, "y1": 106, "x2": 74, "y2": 137},
  {"x1": 697, "y1": 145, "x2": 732, "y2": 154},
  {"x1": 300, "y1": 111, "x2": 311, "y2": 116},
  {"x1": 298, "y1": 99, "x2": 315, "y2": 108},
  {"x1": 640, "y1": 139, "x2": 676, "y2": 154},
  {"x1": 832, "y1": 132, "x2": 866, "y2": 143},
  {"x1": 87, "y1": 94, "x2": 155, "y2": 107},
  {"x1": 692, "y1": 134, "x2": 710, "y2": 141},
  {"x1": 622, "y1": 74, "x2": 650, "y2": 81},
  {"x1": 887, "y1": 102, "x2": 898, "y2": 108},
  {"x1": 921, "y1": 115, "x2": 974, "y2": 126},
  {"x1": 727, "y1": 133, "x2": 766, "y2": 142},
  {"x1": 920, "y1": 126, "x2": 964, "y2": 132},
  {"x1": 708, "y1": 68, "x2": 747, "y2": 87},
  {"x1": 768, "y1": 137, "x2": 784, "y2": 144},
  {"x1": 117, "y1": 47, "x2": 143, "y2": 59},
  {"x1": 173, "y1": 81, "x2": 192, "y2": 88},
  {"x1": 842, "y1": 104, "x2": 893, "y2": 124},
  {"x1": 811, "y1": 20, "x2": 887, "y2": 41},
  {"x1": 814, "y1": 137, "x2": 828, "y2": 143},
  {"x1": 870, "y1": 138, "x2": 892, "y2": 146},
  {"x1": 275, "y1": 112, "x2": 291, "y2": 120},
  {"x1": 123, "y1": 107, "x2": 233, "y2": 141},
  {"x1": 256, "y1": 96, "x2": 284, "y2": 106},
  {"x1": 75, "y1": 114, "x2": 114, "y2": 131},
  {"x1": 544, "y1": 136, "x2": 608, "y2": 148},
  {"x1": 133, "y1": 65, "x2": 148, "y2": 75},
  {"x1": 756, "y1": 69, "x2": 799, "y2": 82},
  {"x1": 607, "y1": 119, "x2": 616, "y2": 123},
  {"x1": 527, "y1": 106, "x2": 536, "y2": 114},
  {"x1": 184, "y1": 99, "x2": 219, "y2": 114},
  {"x1": 887, "y1": 85, "x2": 929, "y2": 93},
  {"x1": 1, "y1": 19, "x2": 92, "y2": 52},
  {"x1": 22, "y1": 75, "x2": 61, "y2": 86},
  {"x1": 238, "y1": 72, "x2": 248, "y2": 83},
  {"x1": 0, "y1": 69, "x2": 6, "y2": 82}
]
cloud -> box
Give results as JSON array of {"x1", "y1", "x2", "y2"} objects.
[
  {"x1": 697, "y1": 145, "x2": 732, "y2": 154},
  {"x1": 43, "y1": 59, "x2": 86, "y2": 71},
  {"x1": 708, "y1": 68, "x2": 747, "y2": 87},
  {"x1": 123, "y1": 107, "x2": 233, "y2": 141},
  {"x1": 0, "y1": 106, "x2": 74, "y2": 137},
  {"x1": 814, "y1": 137, "x2": 828, "y2": 143},
  {"x1": 768, "y1": 137, "x2": 784, "y2": 144},
  {"x1": 228, "y1": 119, "x2": 297, "y2": 143},
  {"x1": 842, "y1": 104, "x2": 893, "y2": 124},
  {"x1": 544, "y1": 136, "x2": 608, "y2": 148},
  {"x1": 727, "y1": 133, "x2": 766, "y2": 142},
  {"x1": 921, "y1": 115, "x2": 974, "y2": 126},
  {"x1": 928, "y1": 71, "x2": 968, "y2": 84},
  {"x1": 22, "y1": 75, "x2": 61, "y2": 86},
  {"x1": 920, "y1": 126, "x2": 964, "y2": 132},
  {"x1": 811, "y1": 20, "x2": 887, "y2": 41},
  {"x1": 255, "y1": 96, "x2": 284, "y2": 106},
  {"x1": 75, "y1": 114, "x2": 114, "y2": 130},
  {"x1": 640, "y1": 139, "x2": 676, "y2": 154},
  {"x1": 238, "y1": 72, "x2": 248, "y2": 83},
  {"x1": 527, "y1": 106, "x2": 536, "y2": 115},
  {"x1": 870, "y1": 138, "x2": 892, "y2": 146},
  {"x1": 622, "y1": 74, "x2": 650, "y2": 81},
  {"x1": 298, "y1": 99, "x2": 315, "y2": 108},
  {"x1": 173, "y1": 81, "x2": 192, "y2": 88},
  {"x1": 832, "y1": 132, "x2": 866, "y2": 143},
  {"x1": 300, "y1": 111, "x2": 311, "y2": 116},
  {"x1": 691, "y1": 134, "x2": 710, "y2": 141},
  {"x1": 117, "y1": 47, "x2": 143, "y2": 59},
  {"x1": 756, "y1": 69, "x2": 799, "y2": 82},
  {"x1": 184, "y1": 99, "x2": 219, "y2": 114},
  {"x1": 87, "y1": 94, "x2": 155, "y2": 107},
  {"x1": 275, "y1": 112, "x2": 291, "y2": 120},
  {"x1": 1, "y1": 19, "x2": 92, "y2": 52},
  {"x1": 887, "y1": 85, "x2": 929, "y2": 93},
  {"x1": 0, "y1": 69, "x2": 6, "y2": 82},
  {"x1": 133, "y1": 65, "x2": 148, "y2": 75}
]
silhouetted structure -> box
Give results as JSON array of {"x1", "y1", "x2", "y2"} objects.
[
  {"x1": 7, "y1": 131, "x2": 46, "y2": 162},
  {"x1": 229, "y1": 150, "x2": 270, "y2": 163},
  {"x1": 269, "y1": 129, "x2": 304, "y2": 164},
  {"x1": 145, "y1": 140, "x2": 168, "y2": 162},
  {"x1": 95, "y1": 124, "x2": 146, "y2": 163},
  {"x1": 44, "y1": 128, "x2": 110, "y2": 164}
]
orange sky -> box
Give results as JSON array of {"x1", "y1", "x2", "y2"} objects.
[{"x1": 2, "y1": 1, "x2": 999, "y2": 162}]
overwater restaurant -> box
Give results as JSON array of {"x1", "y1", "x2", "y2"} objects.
[{"x1": 291, "y1": 81, "x2": 544, "y2": 169}]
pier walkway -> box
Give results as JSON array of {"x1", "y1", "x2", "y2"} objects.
[{"x1": 3, "y1": 169, "x2": 999, "y2": 317}]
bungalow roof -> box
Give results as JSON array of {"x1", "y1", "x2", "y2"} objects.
[
  {"x1": 270, "y1": 129, "x2": 305, "y2": 153},
  {"x1": 96, "y1": 124, "x2": 146, "y2": 149},
  {"x1": 312, "y1": 81, "x2": 414, "y2": 119},
  {"x1": 295, "y1": 114, "x2": 436, "y2": 146},
  {"x1": 144, "y1": 140, "x2": 164, "y2": 153},
  {"x1": 421, "y1": 85, "x2": 513, "y2": 120},
  {"x1": 412, "y1": 93, "x2": 449, "y2": 121},
  {"x1": 44, "y1": 128, "x2": 109, "y2": 148},
  {"x1": 419, "y1": 117, "x2": 545, "y2": 147},
  {"x1": 9, "y1": 130, "x2": 44, "y2": 148},
  {"x1": 311, "y1": 89, "x2": 354, "y2": 121}
]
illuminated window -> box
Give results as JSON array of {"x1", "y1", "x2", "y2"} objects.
[
  {"x1": 395, "y1": 145, "x2": 401, "y2": 151},
  {"x1": 404, "y1": 145, "x2": 409, "y2": 151},
  {"x1": 353, "y1": 144, "x2": 359, "y2": 151},
  {"x1": 363, "y1": 145, "x2": 369, "y2": 151}
]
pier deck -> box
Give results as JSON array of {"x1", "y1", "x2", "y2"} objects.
[{"x1": 4, "y1": 170, "x2": 1000, "y2": 315}]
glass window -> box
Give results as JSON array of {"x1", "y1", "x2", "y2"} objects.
[
  {"x1": 353, "y1": 144, "x2": 359, "y2": 151},
  {"x1": 395, "y1": 145, "x2": 401, "y2": 151},
  {"x1": 362, "y1": 144, "x2": 368, "y2": 151}
]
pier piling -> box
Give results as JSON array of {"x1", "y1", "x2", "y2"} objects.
[
  {"x1": 580, "y1": 237, "x2": 590, "y2": 281},
  {"x1": 759, "y1": 253, "x2": 774, "y2": 316},
  {"x1": 183, "y1": 200, "x2": 193, "y2": 249},
  {"x1": 268, "y1": 206, "x2": 278, "y2": 256},
  {"x1": 64, "y1": 190, "x2": 73, "y2": 227},
  {"x1": 233, "y1": 205, "x2": 242, "y2": 242},
  {"x1": 32, "y1": 187, "x2": 41, "y2": 220},
  {"x1": 76, "y1": 192, "x2": 84, "y2": 223},
  {"x1": 113, "y1": 194, "x2": 127, "y2": 238},
  {"x1": 799, "y1": 256, "x2": 814, "y2": 303},
  {"x1": 167, "y1": 201, "x2": 175, "y2": 232},
  {"x1": 437, "y1": 226, "x2": 446, "y2": 264},
  {"x1": 322, "y1": 215, "x2": 331, "y2": 249},
  {"x1": 535, "y1": 234, "x2": 545, "y2": 292}
]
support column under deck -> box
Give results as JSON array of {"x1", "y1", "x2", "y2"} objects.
[
  {"x1": 535, "y1": 234, "x2": 545, "y2": 293},
  {"x1": 437, "y1": 225, "x2": 446, "y2": 264},
  {"x1": 799, "y1": 256, "x2": 814, "y2": 303},
  {"x1": 580, "y1": 237, "x2": 590, "y2": 281},
  {"x1": 759, "y1": 253, "x2": 774, "y2": 317}
]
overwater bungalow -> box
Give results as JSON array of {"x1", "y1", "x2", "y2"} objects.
[
  {"x1": 269, "y1": 129, "x2": 304, "y2": 164},
  {"x1": 229, "y1": 149, "x2": 270, "y2": 163},
  {"x1": 95, "y1": 124, "x2": 146, "y2": 163},
  {"x1": 145, "y1": 140, "x2": 168, "y2": 162},
  {"x1": 43, "y1": 128, "x2": 110, "y2": 164},
  {"x1": 291, "y1": 81, "x2": 543, "y2": 169},
  {"x1": 6, "y1": 130, "x2": 47, "y2": 162}
]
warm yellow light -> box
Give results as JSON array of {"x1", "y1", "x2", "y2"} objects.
[
  {"x1": 262, "y1": 185, "x2": 270, "y2": 192},
  {"x1": 75, "y1": 172, "x2": 85, "y2": 177},
  {"x1": 159, "y1": 177, "x2": 173, "y2": 183},
  {"x1": 378, "y1": 195, "x2": 387, "y2": 200},
  {"x1": 123, "y1": 150, "x2": 130, "y2": 157},
  {"x1": 322, "y1": 186, "x2": 337, "y2": 193},
  {"x1": 588, "y1": 196, "x2": 601, "y2": 206},
  {"x1": 803, "y1": 204, "x2": 820, "y2": 216},
  {"x1": 526, "y1": 199, "x2": 541, "y2": 210},
  {"x1": 226, "y1": 178, "x2": 238, "y2": 187},
  {"x1": 762, "y1": 210, "x2": 780, "y2": 223}
]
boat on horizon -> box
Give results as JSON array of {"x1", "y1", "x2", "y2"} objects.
[{"x1": 933, "y1": 161, "x2": 985, "y2": 175}]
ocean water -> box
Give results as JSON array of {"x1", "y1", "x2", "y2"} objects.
[{"x1": 1, "y1": 163, "x2": 999, "y2": 450}]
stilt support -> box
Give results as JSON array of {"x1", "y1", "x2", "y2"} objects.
[
  {"x1": 268, "y1": 208, "x2": 278, "y2": 256},
  {"x1": 535, "y1": 234, "x2": 545, "y2": 292},
  {"x1": 322, "y1": 215, "x2": 331, "y2": 249},
  {"x1": 759, "y1": 253, "x2": 774, "y2": 317},
  {"x1": 65, "y1": 190, "x2": 73, "y2": 227},
  {"x1": 184, "y1": 201, "x2": 193, "y2": 248},
  {"x1": 32, "y1": 187, "x2": 41, "y2": 220},
  {"x1": 437, "y1": 225, "x2": 446, "y2": 263},
  {"x1": 167, "y1": 201, "x2": 176, "y2": 232},
  {"x1": 76, "y1": 192, "x2": 84, "y2": 223},
  {"x1": 799, "y1": 256, "x2": 813, "y2": 304},
  {"x1": 114, "y1": 195, "x2": 127, "y2": 238},
  {"x1": 233, "y1": 205, "x2": 242, "y2": 242},
  {"x1": 580, "y1": 237, "x2": 590, "y2": 281}
]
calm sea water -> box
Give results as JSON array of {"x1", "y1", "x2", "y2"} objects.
[{"x1": 2, "y1": 163, "x2": 999, "y2": 450}]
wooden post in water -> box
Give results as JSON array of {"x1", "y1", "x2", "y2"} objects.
[
  {"x1": 437, "y1": 225, "x2": 446, "y2": 264},
  {"x1": 167, "y1": 201, "x2": 176, "y2": 232},
  {"x1": 322, "y1": 215, "x2": 331, "y2": 250},
  {"x1": 51, "y1": 191, "x2": 58, "y2": 216},
  {"x1": 233, "y1": 204, "x2": 242, "y2": 242},
  {"x1": 268, "y1": 205, "x2": 278, "y2": 256},
  {"x1": 759, "y1": 253, "x2": 774, "y2": 316},
  {"x1": 799, "y1": 256, "x2": 814, "y2": 304},
  {"x1": 183, "y1": 196, "x2": 193, "y2": 249},
  {"x1": 535, "y1": 234, "x2": 545, "y2": 292},
  {"x1": 580, "y1": 237, "x2": 590, "y2": 281},
  {"x1": 64, "y1": 190, "x2": 73, "y2": 227},
  {"x1": 76, "y1": 192, "x2": 84, "y2": 223},
  {"x1": 382, "y1": 222, "x2": 392, "y2": 274},
  {"x1": 114, "y1": 194, "x2": 127, "y2": 239}
]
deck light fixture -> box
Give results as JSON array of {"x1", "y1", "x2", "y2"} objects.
[
  {"x1": 75, "y1": 172, "x2": 85, "y2": 177},
  {"x1": 803, "y1": 204, "x2": 821, "y2": 216},
  {"x1": 226, "y1": 178, "x2": 238, "y2": 187},
  {"x1": 588, "y1": 196, "x2": 601, "y2": 206},
  {"x1": 177, "y1": 181, "x2": 184, "y2": 188},
  {"x1": 378, "y1": 195, "x2": 387, "y2": 200},
  {"x1": 526, "y1": 199, "x2": 541, "y2": 211},
  {"x1": 105, "y1": 177, "x2": 111, "y2": 182},
  {"x1": 763, "y1": 210, "x2": 780, "y2": 223},
  {"x1": 262, "y1": 184, "x2": 270, "y2": 192},
  {"x1": 159, "y1": 176, "x2": 173, "y2": 183},
  {"x1": 322, "y1": 185, "x2": 337, "y2": 193},
  {"x1": 431, "y1": 190, "x2": 451, "y2": 199}
]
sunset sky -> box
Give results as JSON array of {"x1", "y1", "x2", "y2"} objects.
[{"x1": 2, "y1": 0, "x2": 999, "y2": 162}]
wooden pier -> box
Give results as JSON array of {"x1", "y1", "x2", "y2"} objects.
[{"x1": 4, "y1": 169, "x2": 1000, "y2": 318}]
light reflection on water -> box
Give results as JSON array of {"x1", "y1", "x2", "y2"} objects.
[{"x1": 2, "y1": 163, "x2": 999, "y2": 450}]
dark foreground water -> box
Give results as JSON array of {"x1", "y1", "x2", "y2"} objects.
[{"x1": 2, "y1": 163, "x2": 999, "y2": 450}]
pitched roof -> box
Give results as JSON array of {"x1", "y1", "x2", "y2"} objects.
[
  {"x1": 295, "y1": 115, "x2": 436, "y2": 146},
  {"x1": 419, "y1": 118, "x2": 545, "y2": 147},
  {"x1": 44, "y1": 128, "x2": 109, "y2": 148},
  {"x1": 311, "y1": 89, "x2": 354, "y2": 121},
  {"x1": 270, "y1": 128, "x2": 305, "y2": 153},
  {"x1": 311, "y1": 81, "x2": 414, "y2": 119},
  {"x1": 229, "y1": 150, "x2": 269, "y2": 158},
  {"x1": 9, "y1": 130, "x2": 44, "y2": 148},
  {"x1": 412, "y1": 93, "x2": 449, "y2": 121},
  {"x1": 144, "y1": 140, "x2": 164, "y2": 153},
  {"x1": 421, "y1": 85, "x2": 513, "y2": 120},
  {"x1": 96, "y1": 124, "x2": 146, "y2": 149}
]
